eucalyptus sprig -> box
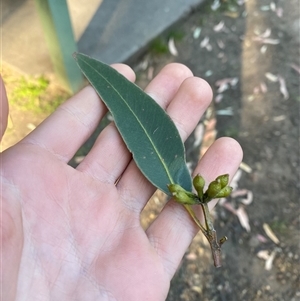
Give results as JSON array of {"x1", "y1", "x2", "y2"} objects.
[
  {"x1": 169, "y1": 174, "x2": 232, "y2": 267},
  {"x1": 74, "y1": 53, "x2": 232, "y2": 267}
]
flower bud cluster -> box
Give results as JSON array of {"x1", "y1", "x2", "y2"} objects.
[
  {"x1": 168, "y1": 174, "x2": 232, "y2": 205},
  {"x1": 193, "y1": 174, "x2": 232, "y2": 203}
]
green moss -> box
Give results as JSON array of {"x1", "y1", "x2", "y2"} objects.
[
  {"x1": 219, "y1": 0, "x2": 239, "y2": 12},
  {"x1": 149, "y1": 38, "x2": 169, "y2": 55},
  {"x1": 11, "y1": 76, "x2": 48, "y2": 106},
  {"x1": 202, "y1": 0, "x2": 239, "y2": 14},
  {"x1": 148, "y1": 29, "x2": 184, "y2": 56},
  {"x1": 10, "y1": 75, "x2": 70, "y2": 114},
  {"x1": 270, "y1": 220, "x2": 288, "y2": 234},
  {"x1": 168, "y1": 30, "x2": 184, "y2": 41},
  {"x1": 224, "y1": 126, "x2": 239, "y2": 138}
]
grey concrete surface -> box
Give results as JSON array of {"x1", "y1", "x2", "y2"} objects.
[{"x1": 78, "y1": 0, "x2": 205, "y2": 64}]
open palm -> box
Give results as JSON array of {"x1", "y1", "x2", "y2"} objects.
[{"x1": 1, "y1": 64, "x2": 242, "y2": 301}]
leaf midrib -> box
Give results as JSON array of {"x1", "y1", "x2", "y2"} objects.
[{"x1": 80, "y1": 57, "x2": 175, "y2": 185}]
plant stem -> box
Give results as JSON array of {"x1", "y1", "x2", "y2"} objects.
[
  {"x1": 184, "y1": 203, "x2": 224, "y2": 268},
  {"x1": 183, "y1": 204, "x2": 206, "y2": 233}
]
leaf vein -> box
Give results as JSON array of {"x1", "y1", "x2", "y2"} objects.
[{"x1": 80, "y1": 57, "x2": 175, "y2": 184}]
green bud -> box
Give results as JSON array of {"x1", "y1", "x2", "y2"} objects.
[
  {"x1": 215, "y1": 186, "x2": 233, "y2": 198},
  {"x1": 216, "y1": 174, "x2": 229, "y2": 189},
  {"x1": 193, "y1": 175, "x2": 205, "y2": 200},
  {"x1": 206, "y1": 180, "x2": 222, "y2": 199},
  {"x1": 167, "y1": 184, "x2": 199, "y2": 205},
  {"x1": 219, "y1": 236, "x2": 227, "y2": 245},
  {"x1": 167, "y1": 183, "x2": 184, "y2": 195}
]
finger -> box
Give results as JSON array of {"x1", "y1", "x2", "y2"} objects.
[
  {"x1": 117, "y1": 76, "x2": 213, "y2": 211},
  {"x1": 76, "y1": 122, "x2": 130, "y2": 183},
  {"x1": 0, "y1": 76, "x2": 9, "y2": 141},
  {"x1": 147, "y1": 137, "x2": 243, "y2": 278},
  {"x1": 21, "y1": 64, "x2": 136, "y2": 162},
  {"x1": 144, "y1": 63, "x2": 193, "y2": 107},
  {"x1": 77, "y1": 63, "x2": 193, "y2": 184}
]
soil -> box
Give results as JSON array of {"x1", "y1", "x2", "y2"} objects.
[
  {"x1": 2, "y1": 0, "x2": 299, "y2": 300},
  {"x1": 133, "y1": 1, "x2": 300, "y2": 300}
]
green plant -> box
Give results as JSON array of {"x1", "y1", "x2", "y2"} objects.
[
  {"x1": 270, "y1": 220, "x2": 288, "y2": 234},
  {"x1": 219, "y1": 0, "x2": 239, "y2": 12},
  {"x1": 74, "y1": 53, "x2": 233, "y2": 267},
  {"x1": 149, "y1": 37, "x2": 169, "y2": 54},
  {"x1": 224, "y1": 126, "x2": 239, "y2": 138},
  {"x1": 168, "y1": 30, "x2": 185, "y2": 41},
  {"x1": 11, "y1": 76, "x2": 49, "y2": 108},
  {"x1": 10, "y1": 75, "x2": 68, "y2": 114},
  {"x1": 209, "y1": 0, "x2": 239, "y2": 13}
]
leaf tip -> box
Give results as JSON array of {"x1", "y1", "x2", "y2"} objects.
[{"x1": 73, "y1": 52, "x2": 78, "y2": 61}]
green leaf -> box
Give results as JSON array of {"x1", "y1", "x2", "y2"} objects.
[{"x1": 74, "y1": 53, "x2": 192, "y2": 195}]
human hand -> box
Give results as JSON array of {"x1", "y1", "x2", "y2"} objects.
[
  {"x1": 1, "y1": 64, "x2": 242, "y2": 301},
  {"x1": 0, "y1": 77, "x2": 8, "y2": 140}
]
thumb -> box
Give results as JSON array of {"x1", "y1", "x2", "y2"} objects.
[{"x1": 0, "y1": 76, "x2": 9, "y2": 141}]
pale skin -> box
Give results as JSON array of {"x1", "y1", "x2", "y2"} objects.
[{"x1": 0, "y1": 63, "x2": 243, "y2": 301}]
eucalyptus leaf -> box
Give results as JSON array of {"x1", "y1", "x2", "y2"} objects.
[{"x1": 74, "y1": 53, "x2": 192, "y2": 195}]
